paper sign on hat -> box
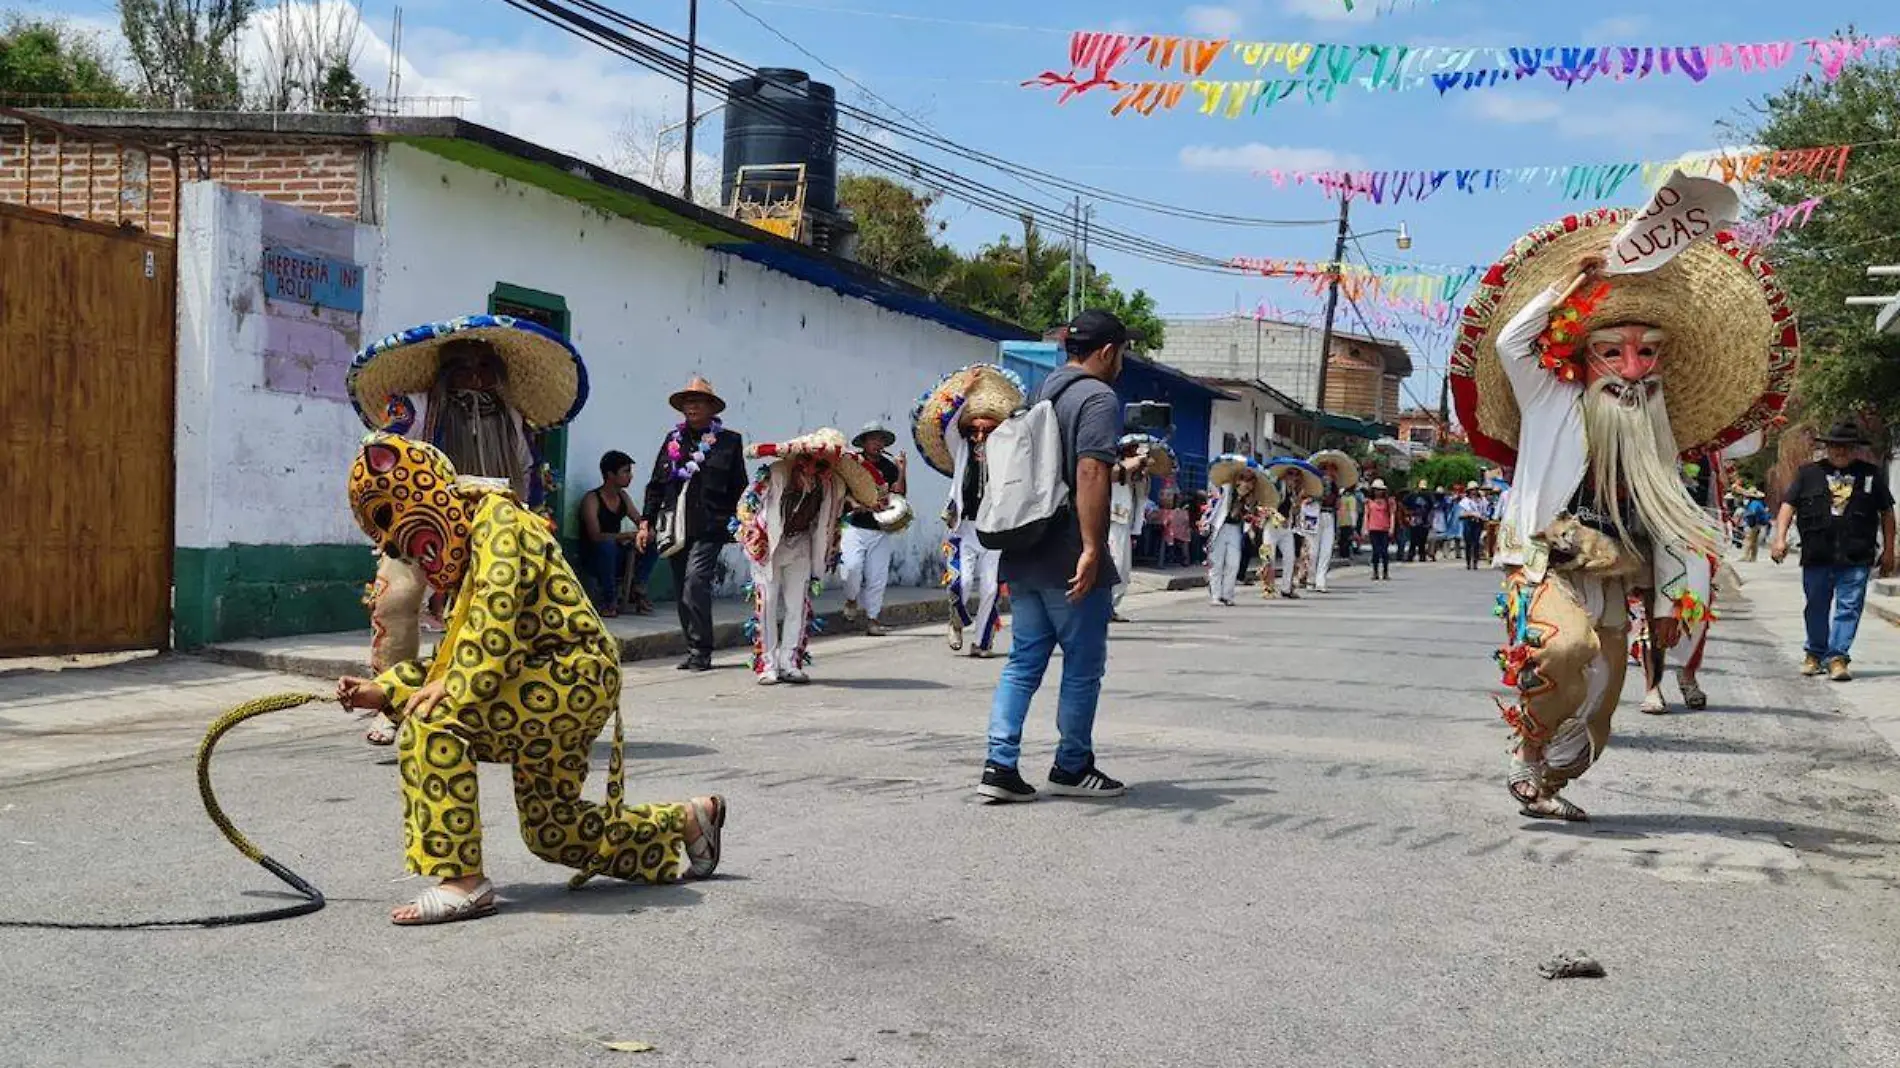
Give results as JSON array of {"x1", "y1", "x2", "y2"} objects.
[{"x1": 1604, "y1": 169, "x2": 1742, "y2": 276}]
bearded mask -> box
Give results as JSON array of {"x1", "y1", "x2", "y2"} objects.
[{"x1": 349, "y1": 433, "x2": 478, "y2": 592}]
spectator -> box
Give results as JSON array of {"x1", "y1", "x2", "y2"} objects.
[
  {"x1": 1741, "y1": 488, "x2": 1771, "y2": 562},
  {"x1": 581, "y1": 450, "x2": 641, "y2": 616},
  {"x1": 1456, "y1": 482, "x2": 1488, "y2": 570},
  {"x1": 979, "y1": 309, "x2": 1129, "y2": 803},
  {"x1": 1401, "y1": 479, "x2": 1434, "y2": 562},
  {"x1": 840, "y1": 421, "x2": 909, "y2": 636},
  {"x1": 1363, "y1": 478, "x2": 1396, "y2": 580},
  {"x1": 1771, "y1": 420, "x2": 1898, "y2": 681},
  {"x1": 641, "y1": 376, "x2": 746, "y2": 672},
  {"x1": 1160, "y1": 490, "x2": 1192, "y2": 567}
]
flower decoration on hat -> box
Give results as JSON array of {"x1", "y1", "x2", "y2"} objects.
[{"x1": 1533, "y1": 281, "x2": 1612, "y2": 384}]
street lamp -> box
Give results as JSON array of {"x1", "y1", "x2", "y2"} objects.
[{"x1": 651, "y1": 102, "x2": 729, "y2": 192}]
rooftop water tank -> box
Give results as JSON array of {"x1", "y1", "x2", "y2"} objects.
[{"x1": 719, "y1": 68, "x2": 838, "y2": 215}]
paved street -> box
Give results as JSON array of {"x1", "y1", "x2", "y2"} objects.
[{"x1": 6, "y1": 561, "x2": 1900, "y2": 1067}]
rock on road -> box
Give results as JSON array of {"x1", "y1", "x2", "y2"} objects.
[{"x1": 4, "y1": 563, "x2": 1900, "y2": 1068}]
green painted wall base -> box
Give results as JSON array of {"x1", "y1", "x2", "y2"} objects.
[{"x1": 174, "y1": 543, "x2": 377, "y2": 648}]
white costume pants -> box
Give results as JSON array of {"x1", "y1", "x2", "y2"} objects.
[
  {"x1": 840, "y1": 526, "x2": 893, "y2": 620},
  {"x1": 751, "y1": 536, "x2": 814, "y2": 675},
  {"x1": 1312, "y1": 514, "x2": 1337, "y2": 592},
  {"x1": 1207, "y1": 524, "x2": 1244, "y2": 604},
  {"x1": 1271, "y1": 529, "x2": 1300, "y2": 595},
  {"x1": 949, "y1": 520, "x2": 1003, "y2": 652},
  {"x1": 1110, "y1": 519, "x2": 1135, "y2": 608}
]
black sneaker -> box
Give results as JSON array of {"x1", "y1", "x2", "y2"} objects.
[
  {"x1": 978, "y1": 762, "x2": 1038, "y2": 803},
  {"x1": 1045, "y1": 763, "x2": 1125, "y2": 798}
]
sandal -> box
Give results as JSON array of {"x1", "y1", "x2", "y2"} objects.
[
  {"x1": 365, "y1": 717, "x2": 397, "y2": 746},
  {"x1": 1519, "y1": 794, "x2": 1588, "y2": 822},
  {"x1": 686, "y1": 795, "x2": 728, "y2": 879},
  {"x1": 1639, "y1": 691, "x2": 1668, "y2": 716},
  {"x1": 1508, "y1": 761, "x2": 1543, "y2": 807},
  {"x1": 1679, "y1": 675, "x2": 1708, "y2": 711},
  {"x1": 392, "y1": 879, "x2": 498, "y2": 926}
]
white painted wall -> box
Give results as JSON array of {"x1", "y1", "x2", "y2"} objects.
[
  {"x1": 372, "y1": 144, "x2": 995, "y2": 593},
  {"x1": 174, "y1": 182, "x2": 383, "y2": 550}
]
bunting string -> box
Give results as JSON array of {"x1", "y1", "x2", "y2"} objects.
[
  {"x1": 1253, "y1": 144, "x2": 1855, "y2": 203},
  {"x1": 1027, "y1": 32, "x2": 1900, "y2": 112},
  {"x1": 1229, "y1": 259, "x2": 1483, "y2": 304}
]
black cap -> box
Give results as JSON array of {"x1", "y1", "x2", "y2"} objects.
[
  {"x1": 1064, "y1": 309, "x2": 1130, "y2": 357},
  {"x1": 1815, "y1": 419, "x2": 1870, "y2": 446}
]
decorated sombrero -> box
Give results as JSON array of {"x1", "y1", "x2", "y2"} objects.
[
  {"x1": 747, "y1": 428, "x2": 884, "y2": 507},
  {"x1": 911, "y1": 364, "x2": 1026, "y2": 477},
  {"x1": 1307, "y1": 449, "x2": 1360, "y2": 490},
  {"x1": 1263, "y1": 456, "x2": 1325, "y2": 499},
  {"x1": 1208, "y1": 454, "x2": 1280, "y2": 510},
  {"x1": 1449, "y1": 207, "x2": 1798, "y2": 468},
  {"x1": 1119, "y1": 433, "x2": 1177, "y2": 478},
  {"x1": 348, "y1": 315, "x2": 588, "y2": 432}
]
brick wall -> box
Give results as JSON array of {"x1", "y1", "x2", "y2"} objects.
[{"x1": 0, "y1": 127, "x2": 365, "y2": 236}]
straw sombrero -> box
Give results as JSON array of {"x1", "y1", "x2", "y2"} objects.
[
  {"x1": 911, "y1": 364, "x2": 1026, "y2": 477},
  {"x1": 1263, "y1": 457, "x2": 1325, "y2": 499},
  {"x1": 349, "y1": 315, "x2": 587, "y2": 431},
  {"x1": 1208, "y1": 454, "x2": 1279, "y2": 509},
  {"x1": 1119, "y1": 433, "x2": 1177, "y2": 478},
  {"x1": 1307, "y1": 449, "x2": 1360, "y2": 490},
  {"x1": 1449, "y1": 208, "x2": 1798, "y2": 467},
  {"x1": 747, "y1": 428, "x2": 884, "y2": 508}
]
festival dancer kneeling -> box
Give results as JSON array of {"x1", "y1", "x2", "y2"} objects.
[
  {"x1": 734, "y1": 429, "x2": 884, "y2": 685},
  {"x1": 1202, "y1": 454, "x2": 1275, "y2": 607},
  {"x1": 335, "y1": 434, "x2": 727, "y2": 924},
  {"x1": 1450, "y1": 205, "x2": 1796, "y2": 821},
  {"x1": 914, "y1": 365, "x2": 1024, "y2": 658}
]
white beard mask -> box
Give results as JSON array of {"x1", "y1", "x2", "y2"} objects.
[{"x1": 1579, "y1": 376, "x2": 1718, "y2": 557}]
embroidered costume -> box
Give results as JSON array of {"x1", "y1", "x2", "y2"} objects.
[
  {"x1": 1451, "y1": 207, "x2": 1797, "y2": 820},
  {"x1": 346, "y1": 315, "x2": 587, "y2": 745},
  {"x1": 348, "y1": 434, "x2": 722, "y2": 897},
  {"x1": 1111, "y1": 433, "x2": 1176, "y2": 613},
  {"x1": 915, "y1": 365, "x2": 1025, "y2": 657},
  {"x1": 1201, "y1": 454, "x2": 1277, "y2": 607},
  {"x1": 1263, "y1": 458, "x2": 1325, "y2": 600},
  {"x1": 1307, "y1": 450, "x2": 1360, "y2": 593},
  {"x1": 733, "y1": 430, "x2": 883, "y2": 684}
]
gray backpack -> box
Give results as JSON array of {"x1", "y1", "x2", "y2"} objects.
[{"x1": 976, "y1": 375, "x2": 1088, "y2": 552}]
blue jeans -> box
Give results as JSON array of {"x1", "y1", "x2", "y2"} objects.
[
  {"x1": 986, "y1": 583, "x2": 1113, "y2": 774},
  {"x1": 1802, "y1": 564, "x2": 1871, "y2": 662},
  {"x1": 587, "y1": 540, "x2": 632, "y2": 609}
]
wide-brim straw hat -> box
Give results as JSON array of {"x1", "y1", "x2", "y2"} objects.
[
  {"x1": 747, "y1": 428, "x2": 884, "y2": 507},
  {"x1": 1370, "y1": 478, "x2": 1388, "y2": 490},
  {"x1": 911, "y1": 364, "x2": 1026, "y2": 476},
  {"x1": 669, "y1": 374, "x2": 728, "y2": 415},
  {"x1": 853, "y1": 421, "x2": 898, "y2": 449},
  {"x1": 1119, "y1": 433, "x2": 1177, "y2": 478},
  {"x1": 1308, "y1": 449, "x2": 1360, "y2": 490},
  {"x1": 349, "y1": 314, "x2": 588, "y2": 431},
  {"x1": 1208, "y1": 452, "x2": 1257, "y2": 488},
  {"x1": 1449, "y1": 207, "x2": 1799, "y2": 467},
  {"x1": 1263, "y1": 457, "x2": 1325, "y2": 499}
]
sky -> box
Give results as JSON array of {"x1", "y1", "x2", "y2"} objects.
[{"x1": 15, "y1": 0, "x2": 1891, "y2": 408}]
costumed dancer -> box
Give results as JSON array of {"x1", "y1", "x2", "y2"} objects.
[
  {"x1": 345, "y1": 315, "x2": 585, "y2": 746},
  {"x1": 1264, "y1": 458, "x2": 1325, "y2": 600},
  {"x1": 334, "y1": 434, "x2": 727, "y2": 925},
  {"x1": 839, "y1": 423, "x2": 910, "y2": 636},
  {"x1": 1450, "y1": 204, "x2": 1796, "y2": 821},
  {"x1": 913, "y1": 365, "x2": 1025, "y2": 658},
  {"x1": 1111, "y1": 433, "x2": 1177, "y2": 620},
  {"x1": 733, "y1": 429, "x2": 884, "y2": 685},
  {"x1": 1308, "y1": 449, "x2": 1360, "y2": 593},
  {"x1": 1202, "y1": 454, "x2": 1276, "y2": 607}
]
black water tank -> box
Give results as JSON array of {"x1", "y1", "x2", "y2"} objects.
[{"x1": 720, "y1": 68, "x2": 838, "y2": 215}]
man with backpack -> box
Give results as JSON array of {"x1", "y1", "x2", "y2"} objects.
[{"x1": 975, "y1": 309, "x2": 1130, "y2": 802}]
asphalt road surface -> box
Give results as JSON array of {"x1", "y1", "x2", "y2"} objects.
[{"x1": 5, "y1": 562, "x2": 1900, "y2": 1068}]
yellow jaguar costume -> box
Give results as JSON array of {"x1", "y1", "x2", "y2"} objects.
[{"x1": 349, "y1": 434, "x2": 702, "y2": 886}]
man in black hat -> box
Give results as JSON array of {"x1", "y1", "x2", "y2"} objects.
[
  {"x1": 641, "y1": 375, "x2": 746, "y2": 672},
  {"x1": 1771, "y1": 420, "x2": 1897, "y2": 681},
  {"x1": 979, "y1": 309, "x2": 1128, "y2": 803}
]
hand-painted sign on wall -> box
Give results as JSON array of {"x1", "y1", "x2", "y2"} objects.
[{"x1": 262, "y1": 245, "x2": 365, "y2": 313}]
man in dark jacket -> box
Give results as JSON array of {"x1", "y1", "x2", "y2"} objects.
[
  {"x1": 640, "y1": 375, "x2": 746, "y2": 671},
  {"x1": 1771, "y1": 420, "x2": 1897, "y2": 682}
]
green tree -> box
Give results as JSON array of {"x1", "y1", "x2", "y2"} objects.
[
  {"x1": 315, "y1": 59, "x2": 367, "y2": 113},
  {"x1": 1410, "y1": 451, "x2": 1484, "y2": 491},
  {"x1": 119, "y1": 0, "x2": 255, "y2": 109},
  {"x1": 1731, "y1": 31, "x2": 1900, "y2": 448},
  {"x1": 0, "y1": 15, "x2": 136, "y2": 105},
  {"x1": 837, "y1": 174, "x2": 950, "y2": 283}
]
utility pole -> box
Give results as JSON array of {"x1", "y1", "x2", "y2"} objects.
[
  {"x1": 1079, "y1": 203, "x2": 1093, "y2": 306},
  {"x1": 1066, "y1": 196, "x2": 1079, "y2": 320},
  {"x1": 1313, "y1": 194, "x2": 1351, "y2": 415},
  {"x1": 1020, "y1": 213, "x2": 1035, "y2": 317},
  {"x1": 682, "y1": 0, "x2": 699, "y2": 203}
]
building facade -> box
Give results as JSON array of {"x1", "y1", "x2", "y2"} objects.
[{"x1": 1153, "y1": 315, "x2": 1411, "y2": 423}]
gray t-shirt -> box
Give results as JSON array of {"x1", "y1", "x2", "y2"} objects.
[{"x1": 999, "y1": 365, "x2": 1124, "y2": 591}]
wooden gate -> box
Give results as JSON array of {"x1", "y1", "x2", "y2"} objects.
[{"x1": 0, "y1": 202, "x2": 177, "y2": 654}]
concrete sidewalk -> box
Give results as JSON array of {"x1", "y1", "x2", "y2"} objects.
[{"x1": 202, "y1": 566, "x2": 1212, "y2": 679}]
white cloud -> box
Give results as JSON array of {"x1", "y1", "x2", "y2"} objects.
[
  {"x1": 1464, "y1": 94, "x2": 1565, "y2": 125},
  {"x1": 1460, "y1": 92, "x2": 1694, "y2": 146},
  {"x1": 1278, "y1": 0, "x2": 1379, "y2": 24},
  {"x1": 1583, "y1": 15, "x2": 1652, "y2": 39},
  {"x1": 1179, "y1": 143, "x2": 1366, "y2": 172},
  {"x1": 1183, "y1": 5, "x2": 1248, "y2": 35}
]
